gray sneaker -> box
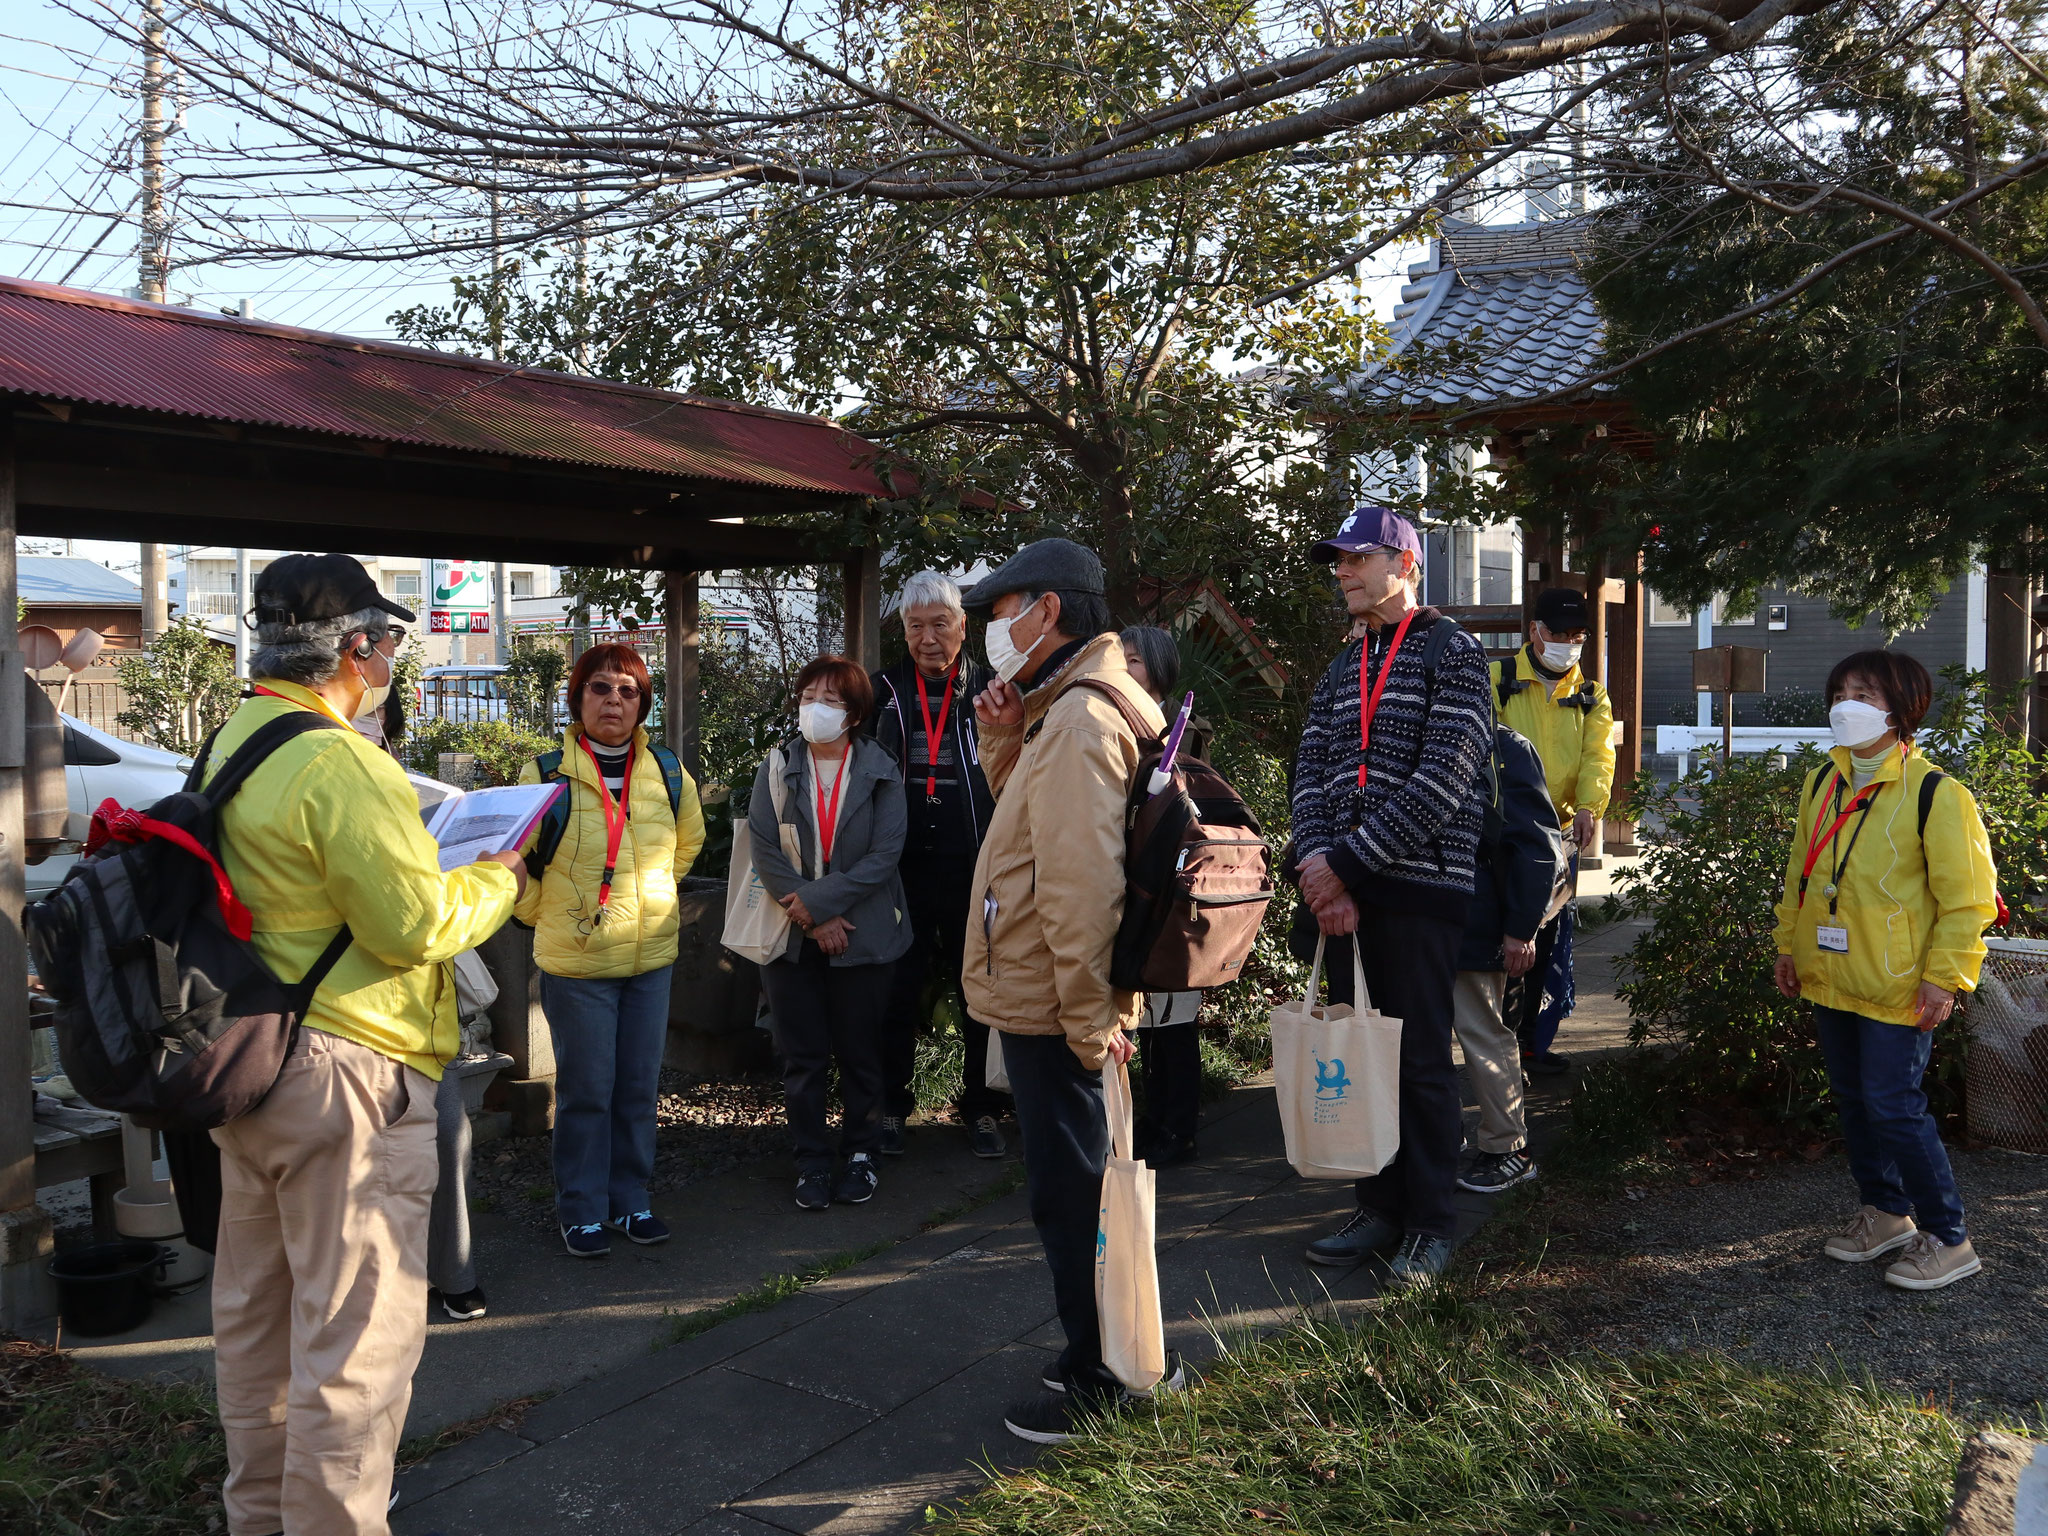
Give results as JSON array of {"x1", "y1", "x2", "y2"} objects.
[
  {"x1": 1387, "y1": 1232, "x2": 1453, "y2": 1287},
  {"x1": 1305, "y1": 1207, "x2": 1401, "y2": 1267},
  {"x1": 878, "y1": 1116, "x2": 907, "y2": 1156}
]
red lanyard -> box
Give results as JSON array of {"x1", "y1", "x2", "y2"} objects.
[
  {"x1": 578, "y1": 737, "x2": 635, "y2": 917},
  {"x1": 1357, "y1": 609, "x2": 1419, "y2": 787},
  {"x1": 1796, "y1": 761, "x2": 1887, "y2": 908},
  {"x1": 814, "y1": 752, "x2": 848, "y2": 867},
  {"x1": 914, "y1": 666, "x2": 957, "y2": 798}
]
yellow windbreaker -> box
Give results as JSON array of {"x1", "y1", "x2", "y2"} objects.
[
  {"x1": 1772, "y1": 745, "x2": 1998, "y2": 1026},
  {"x1": 1492, "y1": 645, "x2": 1616, "y2": 826},
  {"x1": 515, "y1": 724, "x2": 706, "y2": 979},
  {"x1": 204, "y1": 680, "x2": 519, "y2": 1079}
]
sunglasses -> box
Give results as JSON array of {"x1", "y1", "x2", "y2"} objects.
[
  {"x1": 586, "y1": 680, "x2": 641, "y2": 701},
  {"x1": 383, "y1": 625, "x2": 407, "y2": 646}
]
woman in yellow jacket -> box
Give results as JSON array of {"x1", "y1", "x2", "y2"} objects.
[
  {"x1": 517, "y1": 643, "x2": 705, "y2": 1258},
  {"x1": 1772, "y1": 649, "x2": 1997, "y2": 1293}
]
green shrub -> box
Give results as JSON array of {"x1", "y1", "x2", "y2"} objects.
[
  {"x1": 501, "y1": 634, "x2": 569, "y2": 734},
  {"x1": 1613, "y1": 752, "x2": 1833, "y2": 1119},
  {"x1": 1921, "y1": 666, "x2": 2048, "y2": 938},
  {"x1": 401, "y1": 717, "x2": 557, "y2": 787},
  {"x1": 114, "y1": 618, "x2": 237, "y2": 755}
]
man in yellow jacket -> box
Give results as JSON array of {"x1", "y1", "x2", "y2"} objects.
[
  {"x1": 205, "y1": 555, "x2": 523, "y2": 1536},
  {"x1": 959, "y1": 539, "x2": 1167, "y2": 1448},
  {"x1": 1492, "y1": 587, "x2": 1615, "y2": 1075}
]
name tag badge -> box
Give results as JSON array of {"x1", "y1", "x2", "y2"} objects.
[{"x1": 1816, "y1": 925, "x2": 1850, "y2": 954}]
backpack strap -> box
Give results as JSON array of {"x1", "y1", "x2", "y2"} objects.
[
  {"x1": 526, "y1": 749, "x2": 570, "y2": 877},
  {"x1": 1418, "y1": 614, "x2": 1460, "y2": 685},
  {"x1": 200, "y1": 711, "x2": 346, "y2": 806},
  {"x1": 647, "y1": 742, "x2": 687, "y2": 823},
  {"x1": 1062, "y1": 678, "x2": 1163, "y2": 749},
  {"x1": 1917, "y1": 768, "x2": 1947, "y2": 840},
  {"x1": 1492, "y1": 654, "x2": 1534, "y2": 709}
]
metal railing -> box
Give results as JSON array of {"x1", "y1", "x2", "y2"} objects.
[{"x1": 38, "y1": 678, "x2": 142, "y2": 741}]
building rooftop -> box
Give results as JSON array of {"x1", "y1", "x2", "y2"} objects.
[
  {"x1": 0, "y1": 276, "x2": 895, "y2": 498},
  {"x1": 18, "y1": 555, "x2": 142, "y2": 608},
  {"x1": 1343, "y1": 215, "x2": 1607, "y2": 414}
]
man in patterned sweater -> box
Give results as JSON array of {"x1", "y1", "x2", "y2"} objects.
[{"x1": 1291, "y1": 506, "x2": 1494, "y2": 1285}]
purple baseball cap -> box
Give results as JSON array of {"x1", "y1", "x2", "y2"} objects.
[{"x1": 1310, "y1": 505, "x2": 1423, "y2": 563}]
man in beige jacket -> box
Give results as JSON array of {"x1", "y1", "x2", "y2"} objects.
[{"x1": 959, "y1": 538, "x2": 1166, "y2": 1446}]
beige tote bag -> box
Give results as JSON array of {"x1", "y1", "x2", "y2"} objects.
[
  {"x1": 985, "y1": 1027, "x2": 1010, "y2": 1093},
  {"x1": 1270, "y1": 935, "x2": 1403, "y2": 1180},
  {"x1": 721, "y1": 748, "x2": 801, "y2": 964},
  {"x1": 1095, "y1": 1058, "x2": 1167, "y2": 1392}
]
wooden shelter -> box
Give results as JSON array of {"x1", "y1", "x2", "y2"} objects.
[
  {"x1": 1330, "y1": 215, "x2": 1647, "y2": 853},
  {"x1": 0, "y1": 276, "x2": 909, "y2": 1322}
]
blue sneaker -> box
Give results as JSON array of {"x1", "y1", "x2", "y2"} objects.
[
  {"x1": 607, "y1": 1210, "x2": 670, "y2": 1245},
  {"x1": 562, "y1": 1222, "x2": 609, "y2": 1258}
]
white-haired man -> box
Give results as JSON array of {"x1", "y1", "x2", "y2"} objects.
[{"x1": 867, "y1": 570, "x2": 1007, "y2": 1156}]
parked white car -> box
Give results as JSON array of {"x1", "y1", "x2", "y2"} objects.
[
  {"x1": 29, "y1": 714, "x2": 464, "y2": 902},
  {"x1": 419, "y1": 665, "x2": 510, "y2": 725}
]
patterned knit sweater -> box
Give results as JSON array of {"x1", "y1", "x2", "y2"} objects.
[{"x1": 1291, "y1": 608, "x2": 1494, "y2": 922}]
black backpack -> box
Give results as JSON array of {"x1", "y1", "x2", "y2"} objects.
[
  {"x1": 24, "y1": 713, "x2": 355, "y2": 1132},
  {"x1": 1058, "y1": 680, "x2": 1277, "y2": 991}
]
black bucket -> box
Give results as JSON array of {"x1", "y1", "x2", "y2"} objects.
[{"x1": 48, "y1": 1241, "x2": 168, "y2": 1337}]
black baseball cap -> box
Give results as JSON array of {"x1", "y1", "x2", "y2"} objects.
[
  {"x1": 1533, "y1": 588, "x2": 1591, "y2": 632},
  {"x1": 253, "y1": 553, "x2": 415, "y2": 628}
]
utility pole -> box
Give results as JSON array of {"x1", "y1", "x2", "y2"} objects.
[
  {"x1": 234, "y1": 548, "x2": 251, "y2": 677},
  {"x1": 138, "y1": 0, "x2": 170, "y2": 305},
  {"x1": 137, "y1": 0, "x2": 172, "y2": 642}
]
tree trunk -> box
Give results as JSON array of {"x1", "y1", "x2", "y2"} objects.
[{"x1": 1985, "y1": 564, "x2": 2034, "y2": 741}]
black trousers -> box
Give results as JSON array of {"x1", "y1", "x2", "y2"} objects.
[
  {"x1": 1136, "y1": 1025, "x2": 1202, "y2": 1145},
  {"x1": 761, "y1": 939, "x2": 892, "y2": 1174},
  {"x1": 1507, "y1": 901, "x2": 1569, "y2": 1053},
  {"x1": 882, "y1": 853, "x2": 1000, "y2": 1121},
  {"x1": 1321, "y1": 907, "x2": 1465, "y2": 1240},
  {"x1": 1002, "y1": 1031, "x2": 1121, "y2": 1397}
]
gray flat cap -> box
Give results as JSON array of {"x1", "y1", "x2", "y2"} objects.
[{"x1": 962, "y1": 537, "x2": 1105, "y2": 617}]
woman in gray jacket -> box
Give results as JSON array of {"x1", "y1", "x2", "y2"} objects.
[{"x1": 748, "y1": 656, "x2": 913, "y2": 1210}]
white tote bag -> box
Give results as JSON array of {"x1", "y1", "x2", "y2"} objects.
[
  {"x1": 984, "y1": 1026, "x2": 1010, "y2": 1093},
  {"x1": 1095, "y1": 1058, "x2": 1167, "y2": 1392},
  {"x1": 1270, "y1": 936, "x2": 1403, "y2": 1180},
  {"x1": 721, "y1": 748, "x2": 800, "y2": 964}
]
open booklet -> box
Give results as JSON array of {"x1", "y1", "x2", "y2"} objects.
[{"x1": 423, "y1": 782, "x2": 567, "y2": 873}]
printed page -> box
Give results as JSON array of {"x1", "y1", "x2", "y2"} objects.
[{"x1": 425, "y1": 782, "x2": 566, "y2": 872}]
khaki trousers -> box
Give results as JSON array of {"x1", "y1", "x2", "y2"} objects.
[
  {"x1": 1453, "y1": 971, "x2": 1526, "y2": 1154},
  {"x1": 211, "y1": 1028, "x2": 439, "y2": 1536}
]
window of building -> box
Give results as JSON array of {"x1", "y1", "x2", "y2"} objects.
[
  {"x1": 1646, "y1": 589, "x2": 1691, "y2": 626},
  {"x1": 1712, "y1": 593, "x2": 1757, "y2": 626},
  {"x1": 509, "y1": 571, "x2": 534, "y2": 598},
  {"x1": 392, "y1": 571, "x2": 421, "y2": 599}
]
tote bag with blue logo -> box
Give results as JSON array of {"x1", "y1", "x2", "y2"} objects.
[{"x1": 1270, "y1": 935, "x2": 1402, "y2": 1179}]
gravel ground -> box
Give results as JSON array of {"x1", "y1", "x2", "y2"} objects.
[
  {"x1": 1491, "y1": 1147, "x2": 2048, "y2": 1428},
  {"x1": 467, "y1": 1069, "x2": 791, "y2": 1230}
]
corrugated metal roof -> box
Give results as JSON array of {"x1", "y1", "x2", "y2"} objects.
[
  {"x1": 1346, "y1": 216, "x2": 1607, "y2": 412},
  {"x1": 18, "y1": 555, "x2": 141, "y2": 607},
  {"x1": 0, "y1": 276, "x2": 893, "y2": 498}
]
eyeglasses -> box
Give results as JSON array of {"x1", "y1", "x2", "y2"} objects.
[
  {"x1": 586, "y1": 680, "x2": 641, "y2": 701},
  {"x1": 383, "y1": 625, "x2": 407, "y2": 647}
]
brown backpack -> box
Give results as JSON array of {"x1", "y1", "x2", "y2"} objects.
[{"x1": 1063, "y1": 679, "x2": 1276, "y2": 992}]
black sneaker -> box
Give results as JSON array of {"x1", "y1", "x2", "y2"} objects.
[
  {"x1": 562, "y1": 1223, "x2": 609, "y2": 1258},
  {"x1": 1003, "y1": 1389, "x2": 1120, "y2": 1445},
  {"x1": 606, "y1": 1210, "x2": 671, "y2": 1244},
  {"x1": 878, "y1": 1116, "x2": 907, "y2": 1156},
  {"x1": 439, "y1": 1285, "x2": 488, "y2": 1321},
  {"x1": 833, "y1": 1154, "x2": 878, "y2": 1205},
  {"x1": 969, "y1": 1114, "x2": 1007, "y2": 1159},
  {"x1": 1044, "y1": 1351, "x2": 1185, "y2": 1395},
  {"x1": 1523, "y1": 1050, "x2": 1571, "y2": 1077},
  {"x1": 1457, "y1": 1149, "x2": 1537, "y2": 1194},
  {"x1": 1387, "y1": 1231, "x2": 1454, "y2": 1287},
  {"x1": 1149, "y1": 1135, "x2": 1198, "y2": 1167},
  {"x1": 1305, "y1": 1206, "x2": 1401, "y2": 1267},
  {"x1": 795, "y1": 1172, "x2": 833, "y2": 1210}
]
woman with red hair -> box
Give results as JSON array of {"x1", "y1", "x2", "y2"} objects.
[
  {"x1": 517, "y1": 642, "x2": 705, "y2": 1258},
  {"x1": 746, "y1": 655, "x2": 913, "y2": 1210}
]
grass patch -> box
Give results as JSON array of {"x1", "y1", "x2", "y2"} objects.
[
  {"x1": 925, "y1": 1289, "x2": 1973, "y2": 1536},
  {"x1": 651, "y1": 1241, "x2": 894, "y2": 1351},
  {"x1": 0, "y1": 1335, "x2": 227, "y2": 1534}
]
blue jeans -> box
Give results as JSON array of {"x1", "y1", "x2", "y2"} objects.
[
  {"x1": 1813, "y1": 1005, "x2": 1967, "y2": 1245},
  {"x1": 540, "y1": 967, "x2": 673, "y2": 1228}
]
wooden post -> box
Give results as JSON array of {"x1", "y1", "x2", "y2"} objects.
[
  {"x1": 0, "y1": 416, "x2": 56, "y2": 1327},
  {"x1": 139, "y1": 542, "x2": 167, "y2": 641},
  {"x1": 1605, "y1": 555, "x2": 1644, "y2": 855},
  {"x1": 843, "y1": 544, "x2": 882, "y2": 671},
  {"x1": 665, "y1": 570, "x2": 701, "y2": 781}
]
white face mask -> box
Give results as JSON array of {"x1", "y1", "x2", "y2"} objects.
[
  {"x1": 984, "y1": 597, "x2": 1048, "y2": 682},
  {"x1": 1540, "y1": 640, "x2": 1583, "y2": 672},
  {"x1": 356, "y1": 643, "x2": 393, "y2": 715},
  {"x1": 1829, "y1": 698, "x2": 1892, "y2": 750},
  {"x1": 798, "y1": 700, "x2": 848, "y2": 743}
]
